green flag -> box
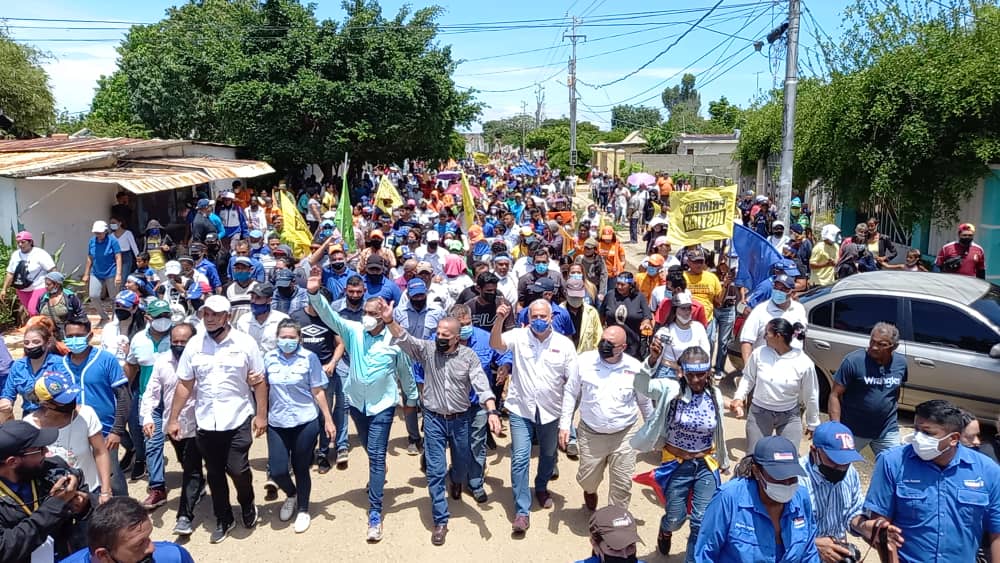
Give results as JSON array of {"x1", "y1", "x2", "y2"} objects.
[{"x1": 336, "y1": 153, "x2": 355, "y2": 251}]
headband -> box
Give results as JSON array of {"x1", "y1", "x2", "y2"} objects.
[{"x1": 682, "y1": 362, "x2": 712, "y2": 373}]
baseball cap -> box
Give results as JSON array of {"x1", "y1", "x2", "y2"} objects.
[
  {"x1": 753, "y1": 436, "x2": 807, "y2": 480},
  {"x1": 250, "y1": 282, "x2": 275, "y2": 298},
  {"x1": 274, "y1": 269, "x2": 296, "y2": 287},
  {"x1": 32, "y1": 371, "x2": 81, "y2": 405},
  {"x1": 115, "y1": 290, "x2": 139, "y2": 309},
  {"x1": 821, "y1": 224, "x2": 841, "y2": 243},
  {"x1": 426, "y1": 230, "x2": 440, "y2": 242},
  {"x1": 220, "y1": 191, "x2": 235, "y2": 199},
  {"x1": 248, "y1": 229, "x2": 263, "y2": 239},
  {"x1": 200, "y1": 295, "x2": 231, "y2": 313},
  {"x1": 812, "y1": 421, "x2": 865, "y2": 465},
  {"x1": 671, "y1": 290, "x2": 693, "y2": 306},
  {"x1": 565, "y1": 278, "x2": 586, "y2": 298},
  {"x1": 45, "y1": 271, "x2": 65, "y2": 285},
  {"x1": 583, "y1": 238, "x2": 599, "y2": 249},
  {"x1": 653, "y1": 236, "x2": 669, "y2": 248},
  {"x1": 415, "y1": 261, "x2": 434, "y2": 274},
  {"x1": 233, "y1": 256, "x2": 252, "y2": 268},
  {"x1": 366, "y1": 255, "x2": 385, "y2": 271},
  {"x1": 529, "y1": 277, "x2": 556, "y2": 293},
  {"x1": 790, "y1": 197, "x2": 802, "y2": 207},
  {"x1": 773, "y1": 274, "x2": 795, "y2": 288},
  {"x1": 91, "y1": 220, "x2": 109, "y2": 233},
  {"x1": 0, "y1": 421, "x2": 58, "y2": 459},
  {"x1": 647, "y1": 254, "x2": 665, "y2": 267},
  {"x1": 589, "y1": 506, "x2": 641, "y2": 558},
  {"x1": 959, "y1": 223, "x2": 976, "y2": 234},
  {"x1": 407, "y1": 278, "x2": 428, "y2": 296},
  {"x1": 15, "y1": 231, "x2": 33, "y2": 242},
  {"x1": 446, "y1": 240, "x2": 464, "y2": 253},
  {"x1": 164, "y1": 261, "x2": 182, "y2": 276},
  {"x1": 687, "y1": 248, "x2": 706, "y2": 262},
  {"x1": 772, "y1": 220, "x2": 786, "y2": 230},
  {"x1": 520, "y1": 226, "x2": 534, "y2": 237},
  {"x1": 789, "y1": 223, "x2": 804, "y2": 234},
  {"x1": 370, "y1": 229, "x2": 385, "y2": 240},
  {"x1": 196, "y1": 198, "x2": 211, "y2": 209},
  {"x1": 774, "y1": 259, "x2": 801, "y2": 277},
  {"x1": 147, "y1": 299, "x2": 172, "y2": 317}
]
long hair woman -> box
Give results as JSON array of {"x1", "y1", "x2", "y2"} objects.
[{"x1": 0, "y1": 322, "x2": 66, "y2": 422}]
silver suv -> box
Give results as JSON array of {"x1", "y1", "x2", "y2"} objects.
[{"x1": 798, "y1": 271, "x2": 1000, "y2": 423}]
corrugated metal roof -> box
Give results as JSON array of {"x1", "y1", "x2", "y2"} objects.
[
  {"x1": 0, "y1": 137, "x2": 190, "y2": 153},
  {"x1": 125, "y1": 157, "x2": 275, "y2": 181},
  {"x1": 0, "y1": 151, "x2": 116, "y2": 177}
]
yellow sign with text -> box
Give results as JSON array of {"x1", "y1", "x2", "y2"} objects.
[{"x1": 667, "y1": 185, "x2": 738, "y2": 246}]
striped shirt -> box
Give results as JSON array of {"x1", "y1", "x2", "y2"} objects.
[{"x1": 799, "y1": 455, "x2": 864, "y2": 539}]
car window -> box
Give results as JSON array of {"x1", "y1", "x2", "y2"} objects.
[
  {"x1": 832, "y1": 296, "x2": 898, "y2": 335},
  {"x1": 910, "y1": 299, "x2": 998, "y2": 354},
  {"x1": 810, "y1": 301, "x2": 832, "y2": 328}
]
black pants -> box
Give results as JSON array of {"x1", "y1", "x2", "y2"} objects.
[
  {"x1": 169, "y1": 436, "x2": 206, "y2": 521},
  {"x1": 196, "y1": 416, "x2": 255, "y2": 525}
]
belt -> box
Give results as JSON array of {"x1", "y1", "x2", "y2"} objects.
[{"x1": 427, "y1": 410, "x2": 465, "y2": 420}]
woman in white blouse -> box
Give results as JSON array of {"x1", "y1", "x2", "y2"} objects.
[
  {"x1": 732, "y1": 317, "x2": 820, "y2": 453},
  {"x1": 652, "y1": 291, "x2": 710, "y2": 379},
  {"x1": 109, "y1": 218, "x2": 140, "y2": 282}
]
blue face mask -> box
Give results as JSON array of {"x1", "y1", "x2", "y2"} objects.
[
  {"x1": 647, "y1": 267, "x2": 659, "y2": 276},
  {"x1": 276, "y1": 338, "x2": 299, "y2": 354},
  {"x1": 147, "y1": 228, "x2": 160, "y2": 236},
  {"x1": 534, "y1": 262, "x2": 549, "y2": 275},
  {"x1": 251, "y1": 302, "x2": 271, "y2": 316},
  {"x1": 233, "y1": 271, "x2": 252, "y2": 283},
  {"x1": 64, "y1": 336, "x2": 89, "y2": 354},
  {"x1": 524, "y1": 236, "x2": 535, "y2": 245},
  {"x1": 771, "y1": 289, "x2": 789, "y2": 305},
  {"x1": 530, "y1": 318, "x2": 551, "y2": 334},
  {"x1": 459, "y1": 325, "x2": 474, "y2": 340}
]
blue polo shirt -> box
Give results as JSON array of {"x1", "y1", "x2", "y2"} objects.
[
  {"x1": 322, "y1": 267, "x2": 359, "y2": 301},
  {"x1": 364, "y1": 275, "x2": 402, "y2": 303},
  {"x1": 834, "y1": 350, "x2": 907, "y2": 439},
  {"x1": 195, "y1": 258, "x2": 222, "y2": 292},
  {"x1": 88, "y1": 235, "x2": 121, "y2": 279},
  {"x1": 62, "y1": 541, "x2": 194, "y2": 563},
  {"x1": 0, "y1": 353, "x2": 66, "y2": 414},
  {"x1": 863, "y1": 443, "x2": 1000, "y2": 563},
  {"x1": 694, "y1": 477, "x2": 820, "y2": 562},
  {"x1": 61, "y1": 347, "x2": 128, "y2": 436},
  {"x1": 516, "y1": 301, "x2": 577, "y2": 337}
]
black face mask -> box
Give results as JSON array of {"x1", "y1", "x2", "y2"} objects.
[
  {"x1": 277, "y1": 286, "x2": 295, "y2": 297},
  {"x1": 959, "y1": 237, "x2": 974, "y2": 246},
  {"x1": 369, "y1": 240, "x2": 383, "y2": 249},
  {"x1": 330, "y1": 260, "x2": 346, "y2": 271},
  {"x1": 600, "y1": 555, "x2": 638, "y2": 563},
  {"x1": 525, "y1": 292, "x2": 542, "y2": 304},
  {"x1": 24, "y1": 345, "x2": 46, "y2": 360},
  {"x1": 481, "y1": 292, "x2": 497, "y2": 305},
  {"x1": 435, "y1": 337, "x2": 453, "y2": 353},
  {"x1": 427, "y1": 242, "x2": 438, "y2": 251},
  {"x1": 366, "y1": 272, "x2": 383, "y2": 283},
  {"x1": 52, "y1": 401, "x2": 77, "y2": 414},
  {"x1": 191, "y1": 253, "x2": 203, "y2": 261},
  {"x1": 114, "y1": 309, "x2": 132, "y2": 322},
  {"x1": 410, "y1": 297, "x2": 427, "y2": 311},
  {"x1": 207, "y1": 324, "x2": 227, "y2": 339},
  {"x1": 346, "y1": 295, "x2": 363, "y2": 307},
  {"x1": 597, "y1": 339, "x2": 616, "y2": 359},
  {"x1": 170, "y1": 345, "x2": 186, "y2": 360},
  {"x1": 813, "y1": 451, "x2": 848, "y2": 483}
]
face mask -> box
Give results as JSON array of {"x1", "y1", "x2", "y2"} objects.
[
  {"x1": 534, "y1": 262, "x2": 549, "y2": 275},
  {"x1": 530, "y1": 318, "x2": 550, "y2": 335},
  {"x1": 362, "y1": 315, "x2": 379, "y2": 332},
  {"x1": 569, "y1": 273, "x2": 584, "y2": 281},
  {"x1": 566, "y1": 296, "x2": 583, "y2": 309},
  {"x1": 647, "y1": 267, "x2": 659, "y2": 276},
  {"x1": 109, "y1": 223, "x2": 120, "y2": 231},
  {"x1": 151, "y1": 317, "x2": 173, "y2": 333},
  {"x1": 959, "y1": 237, "x2": 973, "y2": 246},
  {"x1": 330, "y1": 260, "x2": 346, "y2": 271},
  {"x1": 367, "y1": 272, "x2": 383, "y2": 284},
  {"x1": 24, "y1": 345, "x2": 46, "y2": 360},
  {"x1": 481, "y1": 292, "x2": 497, "y2": 305},
  {"x1": 169, "y1": 344, "x2": 186, "y2": 360},
  {"x1": 148, "y1": 228, "x2": 160, "y2": 236},
  {"x1": 812, "y1": 451, "x2": 848, "y2": 483},
  {"x1": 911, "y1": 431, "x2": 951, "y2": 461},
  {"x1": 427, "y1": 242, "x2": 438, "y2": 251},
  {"x1": 676, "y1": 310, "x2": 692, "y2": 325},
  {"x1": 277, "y1": 338, "x2": 299, "y2": 354},
  {"x1": 597, "y1": 339, "x2": 616, "y2": 359},
  {"x1": 436, "y1": 337, "x2": 453, "y2": 353},
  {"x1": 251, "y1": 242, "x2": 263, "y2": 250},
  {"x1": 114, "y1": 309, "x2": 132, "y2": 322},
  {"x1": 277, "y1": 286, "x2": 294, "y2": 297},
  {"x1": 207, "y1": 324, "x2": 227, "y2": 339},
  {"x1": 65, "y1": 336, "x2": 89, "y2": 354},
  {"x1": 459, "y1": 325, "x2": 473, "y2": 340},
  {"x1": 758, "y1": 472, "x2": 799, "y2": 503},
  {"x1": 771, "y1": 290, "x2": 789, "y2": 305},
  {"x1": 233, "y1": 271, "x2": 252, "y2": 283},
  {"x1": 369, "y1": 240, "x2": 383, "y2": 249},
  {"x1": 251, "y1": 303, "x2": 271, "y2": 316}
]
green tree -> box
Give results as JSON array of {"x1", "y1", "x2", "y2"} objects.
[
  {"x1": 661, "y1": 73, "x2": 700, "y2": 117},
  {"x1": 482, "y1": 114, "x2": 533, "y2": 148},
  {"x1": 449, "y1": 131, "x2": 466, "y2": 159},
  {"x1": 84, "y1": 72, "x2": 150, "y2": 137},
  {"x1": 0, "y1": 31, "x2": 55, "y2": 137},
  {"x1": 610, "y1": 104, "x2": 661, "y2": 131},
  {"x1": 706, "y1": 96, "x2": 745, "y2": 131}
]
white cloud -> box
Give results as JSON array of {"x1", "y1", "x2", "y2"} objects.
[{"x1": 41, "y1": 43, "x2": 121, "y2": 112}]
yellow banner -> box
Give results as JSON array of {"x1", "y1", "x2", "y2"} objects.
[
  {"x1": 374, "y1": 174, "x2": 403, "y2": 215},
  {"x1": 667, "y1": 185, "x2": 738, "y2": 247},
  {"x1": 472, "y1": 152, "x2": 490, "y2": 165},
  {"x1": 276, "y1": 190, "x2": 314, "y2": 259}
]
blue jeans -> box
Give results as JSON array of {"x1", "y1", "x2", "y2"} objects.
[
  {"x1": 267, "y1": 419, "x2": 320, "y2": 513},
  {"x1": 662, "y1": 458, "x2": 718, "y2": 563},
  {"x1": 146, "y1": 407, "x2": 166, "y2": 488},
  {"x1": 628, "y1": 218, "x2": 639, "y2": 243},
  {"x1": 509, "y1": 412, "x2": 559, "y2": 517},
  {"x1": 423, "y1": 409, "x2": 472, "y2": 525},
  {"x1": 854, "y1": 429, "x2": 901, "y2": 459},
  {"x1": 461, "y1": 405, "x2": 488, "y2": 492},
  {"x1": 405, "y1": 408, "x2": 422, "y2": 446},
  {"x1": 705, "y1": 317, "x2": 717, "y2": 366},
  {"x1": 713, "y1": 306, "x2": 736, "y2": 373},
  {"x1": 349, "y1": 405, "x2": 395, "y2": 517},
  {"x1": 317, "y1": 372, "x2": 348, "y2": 456}
]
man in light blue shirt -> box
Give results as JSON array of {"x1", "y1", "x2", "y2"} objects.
[{"x1": 306, "y1": 268, "x2": 416, "y2": 543}]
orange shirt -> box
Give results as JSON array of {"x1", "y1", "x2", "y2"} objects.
[
  {"x1": 234, "y1": 189, "x2": 253, "y2": 209},
  {"x1": 598, "y1": 240, "x2": 625, "y2": 277},
  {"x1": 657, "y1": 176, "x2": 674, "y2": 197},
  {"x1": 634, "y1": 271, "x2": 663, "y2": 302}
]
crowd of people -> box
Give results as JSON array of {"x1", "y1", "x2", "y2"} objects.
[{"x1": 0, "y1": 157, "x2": 998, "y2": 563}]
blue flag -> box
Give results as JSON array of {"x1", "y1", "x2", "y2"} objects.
[{"x1": 732, "y1": 223, "x2": 783, "y2": 291}]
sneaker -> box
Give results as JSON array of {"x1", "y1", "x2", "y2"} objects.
[
  {"x1": 565, "y1": 440, "x2": 579, "y2": 459},
  {"x1": 471, "y1": 488, "x2": 488, "y2": 504},
  {"x1": 316, "y1": 456, "x2": 332, "y2": 474},
  {"x1": 336, "y1": 449, "x2": 349, "y2": 470},
  {"x1": 279, "y1": 496, "x2": 297, "y2": 522},
  {"x1": 141, "y1": 488, "x2": 167, "y2": 510},
  {"x1": 241, "y1": 504, "x2": 259, "y2": 529},
  {"x1": 293, "y1": 512, "x2": 311, "y2": 534},
  {"x1": 129, "y1": 461, "x2": 147, "y2": 482},
  {"x1": 512, "y1": 514, "x2": 530, "y2": 534},
  {"x1": 406, "y1": 443, "x2": 420, "y2": 456},
  {"x1": 535, "y1": 490, "x2": 554, "y2": 509},
  {"x1": 210, "y1": 520, "x2": 235, "y2": 544},
  {"x1": 119, "y1": 448, "x2": 135, "y2": 473},
  {"x1": 172, "y1": 516, "x2": 194, "y2": 536},
  {"x1": 264, "y1": 480, "x2": 279, "y2": 501},
  {"x1": 366, "y1": 513, "x2": 383, "y2": 543}
]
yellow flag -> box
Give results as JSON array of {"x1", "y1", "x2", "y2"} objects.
[
  {"x1": 374, "y1": 175, "x2": 403, "y2": 215},
  {"x1": 460, "y1": 171, "x2": 477, "y2": 231},
  {"x1": 666, "y1": 185, "x2": 739, "y2": 247},
  {"x1": 472, "y1": 152, "x2": 489, "y2": 165},
  {"x1": 276, "y1": 190, "x2": 313, "y2": 259}
]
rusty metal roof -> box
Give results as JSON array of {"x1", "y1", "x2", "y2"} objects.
[
  {"x1": 0, "y1": 137, "x2": 190, "y2": 153},
  {"x1": 0, "y1": 151, "x2": 116, "y2": 177},
  {"x1": 125, "y1": 157, "x2": 274, "y2": 181}
]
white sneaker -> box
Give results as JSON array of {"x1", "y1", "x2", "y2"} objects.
[
  {"x1": 294, "y1": 512, "x2": 311, "y2": 533},
  {"x1": 279, "y1": 496, "x2": 297, "y2": 522}
]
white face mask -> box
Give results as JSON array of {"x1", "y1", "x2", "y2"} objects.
[
  {"x1": 150, "y1": 318, "x2": 174, "y2": 333},
  {"x1": 675, "y1": 310, "x2": 692, "y2": 325},
  {"x1": 909, "y1": 431, "x2": 951, "y2": 461},
  {"x1": 362, "y1": 315, "x2": 379, "y2": 332},
  {"x1": 760, "y1": 477, "x2": 799, "y2": 504}
]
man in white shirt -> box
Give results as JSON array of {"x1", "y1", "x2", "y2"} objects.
[
  {"x1": 415, "y1": 231, "x2": 449, "y2": 277},
  {"x1": 235, "y1": 283, "x2": 288, "y2": 354},
  {"x1": 491, "y1": 300, "x2": 578, "y2": 535},
  {"x1": 738, "y1": 274, "x2": 807, "y2": 366},
  {"x1": 491, "y1": 253, "x2": 519, "y2": 309},
  {"x1": 559, "y1": 326, "x2": 652, "y2": 510},
  {"x1": 166, "y1": 295, "x2": 266, "y2": 545}
]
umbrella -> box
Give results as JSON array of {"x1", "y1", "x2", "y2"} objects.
[
  {"x1": 627, "y1": 172, "x2": 656, "y2": 187},
  {"x1": 445, "y1": 182, "x2": 482, "y2": 198},
  {"x1": 436, "y1": 171, "x2": 461, "y2": 181}
]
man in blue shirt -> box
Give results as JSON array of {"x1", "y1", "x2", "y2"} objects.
[
  {"x1": 227, "y1": 240, "x2": 265, "y2": 283},
  {"x1": 61, "y1": 496, "x2": 195, "y2": 563},
  {"x1": 272, "y1": 269, "x2": 308, "y2": 315},
  {"x1": 190, "y1": 242, "x2": 222, "y2": 295},
  {"x1": 362, "y1": 255, "x2": 402, "y2": 303},
  {"x1": 83, "y1": 220, "x2": 123, "y2": 324},
  {"x1": 516, "y1": 277, "x2": 576, "y2": 338},
  {"x1": 828, "y1": 323, "x2": 907, "y2": 457},
  {"x1": 575, "y1": 505, "x2": 647, "y2": 563},
  {"x1": 321, "y1": 245, "x2": 357, "y2": 301},
  {"x1": 861, "y1": 399, "x2": 1000, "y2": 563},
  {"x1": 695, "y1": 436, "x2": 820, "y2": 562}
]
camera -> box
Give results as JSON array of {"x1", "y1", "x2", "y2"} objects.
[
  {"x1": 834, "y1": 539, "x2": 862, "y2": 563},
  {"x1": 44, "y1": 463, "x2": 88, "y2": 493}
]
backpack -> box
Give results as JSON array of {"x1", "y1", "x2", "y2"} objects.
[{"x1": 10, "y1": 259, "x2": 33, "y2": 289}]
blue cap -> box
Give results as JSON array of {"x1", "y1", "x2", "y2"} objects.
[
  {"x1": 274, "y1": 269, "x2": 295, "y2": 287},
  {"x1": 233, "y1": 256, "x2": 252, "y2": 267},
  {"x1": 753, "y1": 436, "x2": 806, "y2": 480},
  {"x1": 197, "y1": 198, "x2": 210, "y2": 209},
  {"x1": 407, "y1": 278, "x2": 428, "y2": 296},
  {"x1": 248, "y1": 229, "x2": 263, "y2": 239},
  {"x1": 812, "y1": 422, "x2": 865, "y2": 465},
  {"x1": 774, "y1": 259, "x2": 801, "y2": 277},
  {"x1": 790, "y1": 197, "x2": 802, "y2": 207},
  {"x1": 529, "y1": 276, "x2": 555, "y2": 293},
  {"x1": 492, "y1": 253, "x2": 512, "y2": 263},
  {"x1": 773, "y1": 274, "x2": 795, "y2": 288},
  {"x1": 114, "y1": 290, "x2": 139, "y2": 309},
  {"x1": 32, "y1": 371, "x2": 81, "y2": 405}
]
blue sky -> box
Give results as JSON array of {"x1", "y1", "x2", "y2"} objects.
[{"x1": 5, "y1": 0, "x2": 851, "y2": 131}]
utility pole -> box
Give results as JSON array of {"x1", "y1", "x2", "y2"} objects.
[
  {"x1": 534, "y1": 83, "x2": 545, "y2": 128},
  {"x1": 520, "y1": 100, "x2": 528, "y2": 156},
  {"x1": 778, "y1": 0, "x2": 801, "y2": 226},
  {"x1": 564, "y1": 18, "x2": 586, "y2": 170}
]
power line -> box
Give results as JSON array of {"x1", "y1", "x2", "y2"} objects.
[{"x1": 455, "y1": 67, "x2": 564, "y2": 93}]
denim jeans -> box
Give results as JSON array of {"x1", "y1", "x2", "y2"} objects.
[
  {"x1": 705, "y1": 317, "x2": 717, "y2": 367},
  {"x1": 662, "y1": 458, "x2": 718, "y2": 563},
  {"x1": 423, "y1": 409, "x2": 472, "y2": 525},
  {"x1": 509, "y1": 412, "x2": 559, "y2": 517},
  {"x1": 146, "y1": 407, "x2": 166, "y2": 489},
  {"x1": 267, "y1": 418, "x2": 320, "y2": 513},
  {"x1": 317, "y1": 372, "x2": 349, "y2": 457},
  {"x1": 854, "y1": 429, "x2": 901, "y2": 459},
  {"x1": 349, "y1": 405, "x2": 395, "y2": 517},
  {"x1": 405, "y1": 408, "x2": 422, "y2": 446},
  {"x1": 628, "y1": 218, "x2": 639, "y2": 243},
  {"x1": 461, "y1": 405, "x2": 488, "y2": 493},
  {"x1": 713, "y1": 306, "x2": 736, "y2": 373}
]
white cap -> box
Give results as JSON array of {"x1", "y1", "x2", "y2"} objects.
[
  {"x1": 91, "y1": 220, "x2": 109, "y2": 233},
  {"x1": 200, "y1": 295, "x2": 231, "y2": 313},
  {"x1": 220, "y1": 191, "x2": 236, "y2": 199},
  {"x1": 821, "y1": 224, "x2": 841, "y2": 243},
  {"x1": 772, "y1": 220, "x2": 786, "y2": 229},
  {"x1": 671, "y1": 290, "x2": 693, "y2": 306},
  {"x1": 164, "y1": 261, "x2": 181, "y2": 276},
  {"x1": 322, "y1": 210, "x2": 336, "y2": 220},
  {"x1": 426, "y1": 231, "x2": 440, "y2": 242}
]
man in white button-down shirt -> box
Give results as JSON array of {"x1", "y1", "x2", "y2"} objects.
[
  {"x1": 491, "y1": 299, "x2": 578, "y2": 535},
  {"x1": 559, "y1": 326, "x2": 653, "y2": 511},
  {"x1": 167, "y1": 295, "x2": 267, "y2": 545}
]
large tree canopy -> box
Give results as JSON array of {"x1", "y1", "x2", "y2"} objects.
[
  {"x1": 610, "y1": 104, "x2": 661, "y2": 131},
  {"x1": 99, "y1": 0, "x2": 480, "y2": 171},
  {"x1": 0, "y1": 31, "x2": 55, "y2": 137}
]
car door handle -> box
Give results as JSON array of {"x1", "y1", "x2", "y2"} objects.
[
  {"x1": 812, "y1": 340, "x2": 831, "y2": 350},
  {"x1": 915, "y1": 358, "x2": 936, "y2": 368}
]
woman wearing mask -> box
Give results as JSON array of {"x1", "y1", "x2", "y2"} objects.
[
  {"x1": 732, "y1": 318, "x2": 820, "y2": 452},
  {"x1": 37, "y1": 272, "x2": 84, "y2": 338},
  {"x1": 25, "y1": 371, "x2": 113, "y2": 504},
  {"x1": 109, "y1": 218, "x2": 140, "y2": 283},
  {"x1": 632, "y1": 344, "x2": 730, "y2": 560},
  {"x1": 652, "y1": 292, "x2": 710, "y2": 379},
  {"x1": 567, "y1": 262, "x2": 597, "y2": 305},
  {"x1": 2, "y1": 231, "x2": 55, "y2": 316},
  {"x1": 443, "y1": 254, "x2": 473, "y2": 303},
  {"x1": 597, "y1": 272, "x2": 652, "y2": 358},
  {"x1": 262, "y1": 319, "x2": 336, "y2": 533},
  {"x1": 0, "y1": 323, "x2": 65, "y2": 421}
]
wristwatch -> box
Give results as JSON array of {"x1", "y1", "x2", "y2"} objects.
[{"x1": 487, "y1": 409, "x2": 501, "y2": 417}]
